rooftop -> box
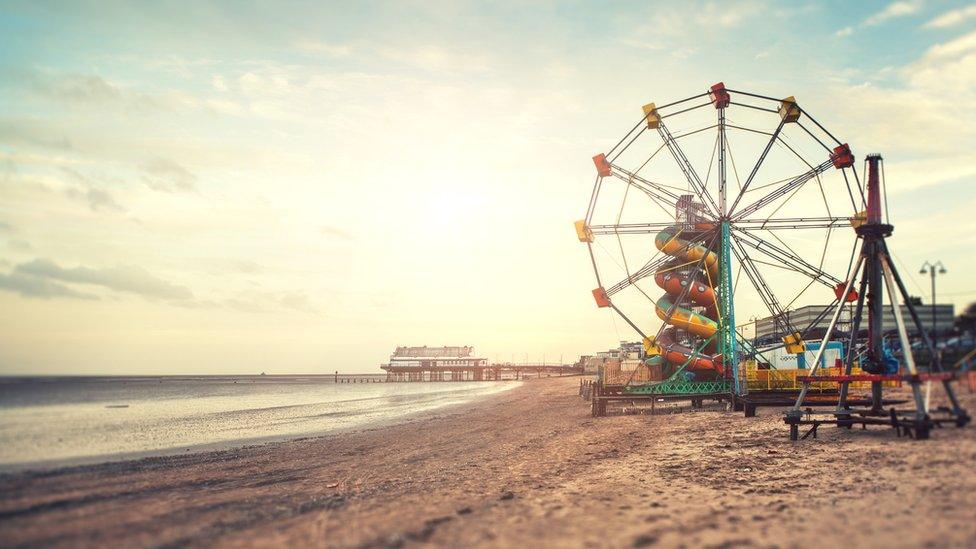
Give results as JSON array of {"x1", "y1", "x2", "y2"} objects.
[{"x1": 392, "y1": 346, "x2": 474, "y2": 358}]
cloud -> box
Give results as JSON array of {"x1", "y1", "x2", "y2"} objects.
[
  {"x1": 624, "y1": 0, "x2": 765, "y2": 51},
  {"x1": 64, "y1": 185, "x2": 125, "y2": 212},
  {"x1": 141, "y1": 158, "x2": 197, "y2": 192},
  {"x1": 918, "y1": 28, "x2": 976, "y2": 61},
  {"x1": 230, "y1": 260, "x2": 263, "y2": 274},
  {"x1": 42, "y1": 73, "x2": 123, "y2": 104},
  {"x1": 220, "y1": 289, "x2": 318, "y2": 314},
  {"x1": 0, "y1": 118, "x2": 74, "y2": 151},
  {"x1": 8, "y1": 68, "x2": 212, "y2": 115},
  {"x1": 865, "y1": 1, "x2": 922, "y2": 26},
  {"x1": 924, "y1": 5, "x2": 976, "y2": 28},
  {"x1": 60, "y1": 167, "x2": 126, "y2": 212},
  {"x1": 378, "y1": 45, "x2": 491, "y2": 72},
  {"x1": 280, "y1": 292, "x2": 315, "y2": 312},
  {"x1": 7, "y1": 239, "x2": 32, "y2": 252},
  {"x1": 22, "y1": 70, "x2": 156, "y2": 112},
  {"x1": 836, "y1": 1, "x2": 921, "y2": 36},
  {"x1": 0, "y1": 221, "x2": 13, "y2": 232},
  {"x1": 825, "y1": 29, "x2": 976, "y2": 194},
  {"x1": 0, "y1": 271, "x2": 99, "y2": 300},
  {"x1": 294, "y1": 40, "x2": 353, "y2": 58},
  {"x1": 321, "y1": 225, "x2": 354, "y2": 240},
  {"x1": 211, "y1": 75, "x2": 228, "y2": 91},
  {"x1": 14, "y1": 258, "x2": 194, "y2": 300}
]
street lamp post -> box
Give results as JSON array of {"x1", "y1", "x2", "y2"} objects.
[
  {"x1": 919, "y1": 261, "x2": 947, "y2": 354},
  {"x1": 748, "y1": 315, "x2": 759, "y2": 350}
]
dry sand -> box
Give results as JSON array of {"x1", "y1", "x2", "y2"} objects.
[{"x1": 1, "y1": 376, "x2": 974, "y2": 548}]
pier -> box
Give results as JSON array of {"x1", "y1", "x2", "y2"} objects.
[
  {"x1": 382, "y1": 362, "x2": 581, "y2": 382},
  {"x1": 380, "y1": 345, "x2": 582, "y2": 382}
]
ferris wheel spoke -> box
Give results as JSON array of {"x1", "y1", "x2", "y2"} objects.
[
  {"x1": 610, "y1": 164, "x2": 688, "y2": 197},
  {"x1": 604, "y1": 254, "x2": 672, "y2": 296},
  {"x1": 734, "y1": 216, "x2": 851, "y2": 230},
  {"x1": 588, "y1": 222, "x2": 685, "y2": 235},
  {"x1": 796, "y1": 106, "x2": 844, "y2": 148},
  {"x1": 725, "y1": 125, "x2": 816, "y2": 183},
  {"x1": 732, "y1": 227, "x2": 841, "y2": 287},
  {"x1": 729, "y1": 159, "x2": 833, "y2": 220},
  {"x1": 729, "y1": 238, "x2": 797, "y2": 336},
  {"x1": 791, "y1": 296, "x2": 844, "y2": 341},
  {"x1": 604, "y1": 229, "x2": 715, "y2": 296},
  {"x1": 656, "y1": 120, "x2": 721, "y2": 216},
  {"x1": 726, "y1": 116, "x2": 789, "y2": 214},
  {"x1": 667, "y1": 123, "x2": 721, "y2": 142},
  {"x1": 608, "y1": 165, "x2": 684, "y2": 209},
  {"x1": 740, "y1": 255, "x2": 809, "y2": 276}
]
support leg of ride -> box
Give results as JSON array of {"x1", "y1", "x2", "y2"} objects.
[
  {"x1": 913, "y1": 417, "x2": 930, "y2": 440},
  {"x1": 942, "y1": 380, "x2": 971, "y2": 427},
  {"x1": 871, "y1": 382, "x2": 884, "y2": 415},
  {"x1": 744, "y1": 403, "x2": 756, "y2": 418},
  {"x1": 785, "y1": 409, "x2": 801, "y2": 441}
]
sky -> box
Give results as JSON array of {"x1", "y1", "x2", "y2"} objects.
[{"x1": 1, "y1": 0, "x2": 975, "y2": 375}]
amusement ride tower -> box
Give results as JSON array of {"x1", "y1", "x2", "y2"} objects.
[{"x1": 785, "y1": 154, "x2": 970, "y2": 439}]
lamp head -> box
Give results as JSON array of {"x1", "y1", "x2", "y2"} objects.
[
  {"x1": 919, "y1": 268, "x2": 928, "y2": 275},
  {"x1": 939, "y1": 267, "x2": 947, "y2": 274}
]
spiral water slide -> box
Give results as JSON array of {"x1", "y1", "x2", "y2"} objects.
[{"x1": 649, "y1": 224, "x2": 725, "y2": 376}]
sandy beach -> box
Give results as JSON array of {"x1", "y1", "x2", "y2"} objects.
[{"x1": 1, "y1": 376, "x2": 974, "y2": 548}]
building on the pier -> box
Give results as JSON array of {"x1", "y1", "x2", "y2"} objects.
[
  {"x1": 382, "y1": 346, "x2": 490, "y2": 381},
  {"x1": 388, "y1": 345, "x2": 487, "y2": 368}
]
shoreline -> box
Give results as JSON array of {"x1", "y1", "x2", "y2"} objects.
[
  {"x1": 0, "y1": 380, "x2": 522, "y2": 474},
  {"x1": 2, "y1": 377, "x2": 974, "y2": 548}
]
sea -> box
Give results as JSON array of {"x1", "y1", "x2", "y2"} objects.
[{"x1": 0, "y1": 375, "x2": 519, "y2": 471}]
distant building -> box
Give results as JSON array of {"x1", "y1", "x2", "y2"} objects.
[
  {"x1": 585, "y1": 341, "x2": 643, "y2": 374},
  {"x1": 753, "y1": 303, "x2": 955, "y2": 341}
]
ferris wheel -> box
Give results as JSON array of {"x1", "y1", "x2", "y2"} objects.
[{"x1": 578, "y1": 82, "x2": 865, "y2": 393}]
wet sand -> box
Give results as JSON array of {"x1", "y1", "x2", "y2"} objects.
[{"x1": 1, "y1": 376, "x2": 974, "y2": 548}]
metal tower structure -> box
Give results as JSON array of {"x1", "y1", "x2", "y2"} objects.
[{"x1": 785, "y1": 154, "x2": 970, "y2": 439}]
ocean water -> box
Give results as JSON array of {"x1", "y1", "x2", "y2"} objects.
[{"x1": 0, "y1": 375, "x2": 519, "y2": 470}]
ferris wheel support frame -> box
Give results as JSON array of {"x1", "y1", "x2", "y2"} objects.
[{"x1": 714, "y1": 90, "x2": 739, "y2": 394}]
